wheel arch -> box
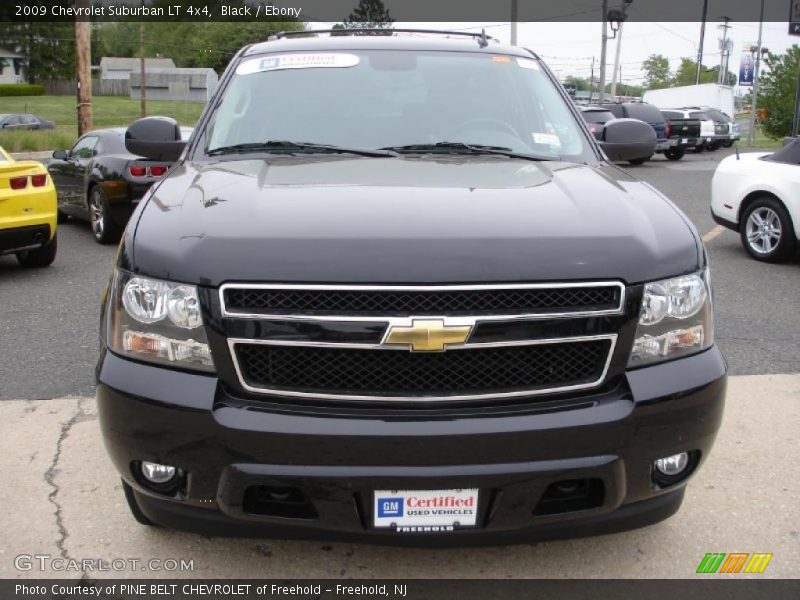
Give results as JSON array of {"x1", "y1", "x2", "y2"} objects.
[{"x1": 739, "y1": 190, "x2": 788, "y2": 223}]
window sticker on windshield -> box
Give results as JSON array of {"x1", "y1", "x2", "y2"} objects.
[
  {"x1": 236, "y1": 53, "x2": 360, "y2": 75},
  {"x1": 532, "y1": 132, "x2": 561, "y2": 147},
  {"x1": 516, "y1": 58, "x2": 540, "y2": 70},
  {"x1": 491, "y1": 55, "x2": 512, "y2": 63}
]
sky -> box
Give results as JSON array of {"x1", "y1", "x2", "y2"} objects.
[{"x1": 314, "y1": 20, "x2": 800, "y2": 90}]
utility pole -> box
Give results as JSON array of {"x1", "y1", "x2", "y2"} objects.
[
  {"x1": 696, "y1": 0, "x2": 709, "y2": 85},
  {"x1": 748, "y1": 0, "x2": 765, "y2": 145},
  {"x1": 75, "y1": 0, "x2": 92, "y2": 136},
  {"x1": 139, "y1": 10, "x2": 146, "y2": 117},
  {"x1": 510, "y1": 0, "x2": 518, "y2": 46},
  {"x1": 599, "y1": 0, "x2": 608, "y2": 103},
  {"x1": 718, "y1": 17, "x2": 732, "y2": 84},
  {"x1": 590, "y1": 56, "x2": 596, "y2": 103},
  {"x1": 610, "y1": 20, "x2": 624, "y2": 100}
]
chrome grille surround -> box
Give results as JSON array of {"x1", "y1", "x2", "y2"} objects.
[{"x1": 220, "y1": 282, "x2": 625, "y2": 403}]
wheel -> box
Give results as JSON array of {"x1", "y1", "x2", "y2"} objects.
[
  {"x1": 707, "y1": 141, "x2": 722, "y2": 151},
  {"x1": 88, "y1": 186, "x2": 121, "y2": 244},
  {"x1": 56, "y1": 207, "x2": 69, "y2": 223},
  {"x1": 722, "y1": 141, "x2": 734, "y2": 148},
  {"x1": 664, "y1": 147, "x2": 685, "y2": 161},
  {"x1": 122, "y1": 479, "x2": 157, "y2": 527},
  {"x1": 740, "y1": 197, "x2": 797, "y2": 263},
  {"x1": 629, "y1": 156, "x2": 650, "y2": 165},
  {"x1": 16, "y1": 233, "x2": 57, "y2": 268}
]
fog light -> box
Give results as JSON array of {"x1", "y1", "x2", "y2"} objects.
[
  {"x1": 140, "y1": 461, "x2": 176, "y2": 484},
  {"x1": 654, "y1": 452, "x2": 689, "y2": 476}
]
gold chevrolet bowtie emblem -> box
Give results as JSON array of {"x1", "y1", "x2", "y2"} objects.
[{"x1": 384, "y1": 319, "x2": 473, "y2": 352}]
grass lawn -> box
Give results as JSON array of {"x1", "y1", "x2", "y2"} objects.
[{"x1": 0, "y1": 95, "x2": 205, "y2": 152}]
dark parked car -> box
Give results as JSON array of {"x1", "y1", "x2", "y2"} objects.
[
  {"x1": 98, "y1": 30, "x2": 724, "y2": 546},
  {"x1": 579, "y1": 106, "x2": 616, "y2": 140},
  {"x1": 660, "y1": 110, "x2": 702, "y2": 160},
  {"x1": 580, "y1": 106, "x2": 655, "y2": 164},
  {"x1": 0, "y1": 113, "x2": 55, "y2": 130},
  {"x1": 600, "y1": 102, "x2": 677, "y2": 163},
  {"x1": 48, "y1": 126, "x2": 191, "y2": 243}
]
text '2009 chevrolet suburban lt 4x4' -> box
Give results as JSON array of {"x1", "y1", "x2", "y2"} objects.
[{"x1": 97, "y1": 30, "x2": 726, "y2": 546}]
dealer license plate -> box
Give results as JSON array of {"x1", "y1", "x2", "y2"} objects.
[
  {"x1": 681, "y1": 138, "x2": 688, "y2": 144},
  {"x1": 373, "y1": 489, "x2": 479, "y2": 531}
]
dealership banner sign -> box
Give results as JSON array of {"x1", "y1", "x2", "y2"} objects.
[
  {"x1": 739, "y1": 47, "x2": 755, "y2": 86},
  {"x1": 791, "y1": 0, "x2": 800, "y2": 35}
]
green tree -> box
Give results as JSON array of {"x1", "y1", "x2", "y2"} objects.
[
  {"x1": 563, "y1": 75, "x2": 590, "y2": 92},
  {"x1": 641, "y1": 54, "x2": 671, "y2": 90},
  {"x1": 0, "y1": 22, "x2": 76, "y2": 81},
  {"x1": 758, "y1": 45, "x2": 800, "y2": 139},
  {"x1": 334, "y1": 0, "x2": 394, "y2": 34},
  {"x1": 672, "y1": 58, "x2": 736, "y2": 87},
  {"x1": 97, "y1": 21, "x2": 304, "y2": 73}
]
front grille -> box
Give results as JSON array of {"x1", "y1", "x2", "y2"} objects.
[
  {"x1": 233, "y1": 339, "x2": 611, "y2": 400},
  {"x1": 222, "y1": 284, "x2": 622, "y2": 317}
]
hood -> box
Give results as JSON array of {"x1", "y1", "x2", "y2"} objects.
[{"x1": 129, "y1": 156, "x2": 701, "y2": 286}]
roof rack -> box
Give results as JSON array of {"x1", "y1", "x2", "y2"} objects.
[{"x1": 268, "y1": 28, "x2": 495, "y2": 47}]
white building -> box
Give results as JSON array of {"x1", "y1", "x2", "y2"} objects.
[
  {"x1": 129, "y1": 67, "x2": 219, "y2": 103},
  {"x1": 0, "y1": 48, "x2": 25, "y2": 84},
  {"x1": 99, "y1": 57, "x2": 176, "y2": 81}
]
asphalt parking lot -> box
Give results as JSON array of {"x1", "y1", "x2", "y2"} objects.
[{"x1": 1, "y1": 147, "x2": 798, "y2": 579}]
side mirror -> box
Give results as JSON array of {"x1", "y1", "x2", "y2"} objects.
[
  {"x1": 52, "y1": 150, "x2": 68, "y2": 160},
  {"x1": 125, "y1": 116, "x2": 186, "y2": 162},
  {"x1": 598, "y1": 118, "x2": 657, "y2": 162}
]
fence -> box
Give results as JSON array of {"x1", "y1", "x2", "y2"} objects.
[{"x1": 42, "y1": 78, "x2": 130, "y2": 97}]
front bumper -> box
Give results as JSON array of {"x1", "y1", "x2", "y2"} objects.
[{"x1": 97, "y1": 346, "x2": 726, "y2": 545}]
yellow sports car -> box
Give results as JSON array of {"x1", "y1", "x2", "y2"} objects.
[{"x1": 0, "y1": 146, "x2": 58, "y2": 267}]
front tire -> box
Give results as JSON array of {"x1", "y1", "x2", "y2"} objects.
[
  {"x1": 16, "y1": 233, "x2": 57, "y2": 268},
  {"x1": 740, "y1": 197, "x2": 797, "y2": 263},
  {"x1": 665, "y1": 147, "x2": 685, "y2": 161},
  {"x1": 88, "y1": 186, "x2": 121, "y2": 245}
]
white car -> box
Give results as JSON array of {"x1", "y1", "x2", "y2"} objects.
[{"x1": 711, "y1": 143, "x2": 800, "y2": 262}]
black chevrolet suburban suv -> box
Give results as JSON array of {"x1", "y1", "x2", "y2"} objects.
[{"x1": 97, "y1": 30, "x2": 726, "y2": 545}]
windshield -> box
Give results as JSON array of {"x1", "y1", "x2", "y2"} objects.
[
  {"x1": 205, "y1": 50, "x2": 593, "y2": 161},
  {"x1": 704, "y1": 109, "x2": 730, "y2": 122}
]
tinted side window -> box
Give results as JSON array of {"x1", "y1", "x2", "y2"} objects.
[
  {"x1": 690, "y1": 112, "x2": 708, "y2": 120},
  {"x1": 70, "y1": 136, "x2": 98, "y2": 158},
  {"x1": 583, "y1": 111, "x2": 615, "y2": 124},
  {"x1": 661, "y1": 111, "x2": 682, "y2": 119},
  {"x1": 602, "y1": 105, "x2": 624, "y2": 118},
  {"x1": 625, "y1": 104, "x2": 665, "y2": 123}
]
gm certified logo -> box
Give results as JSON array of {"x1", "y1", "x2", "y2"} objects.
[
  {"x1": 383, "y1": 319, "x2": 472, "y2": 352},
  {"x1": 377, "y1": 498, "x2": 404, "y2": 518}
]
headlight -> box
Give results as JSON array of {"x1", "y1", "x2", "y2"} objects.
[
  {"x1": 107, "y1": 269, "x2": 215, "y2": 372},
  {"x1": 628, "y1": 269, "x2": 714, "y2": 367}
]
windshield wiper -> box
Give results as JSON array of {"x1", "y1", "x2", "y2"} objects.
[
  {"x1": 207, "y1": 140, "x2": 398, "y2": 158},
  {"x1": 379, "y1": 142, "x2": 556, "y2": 161}
]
